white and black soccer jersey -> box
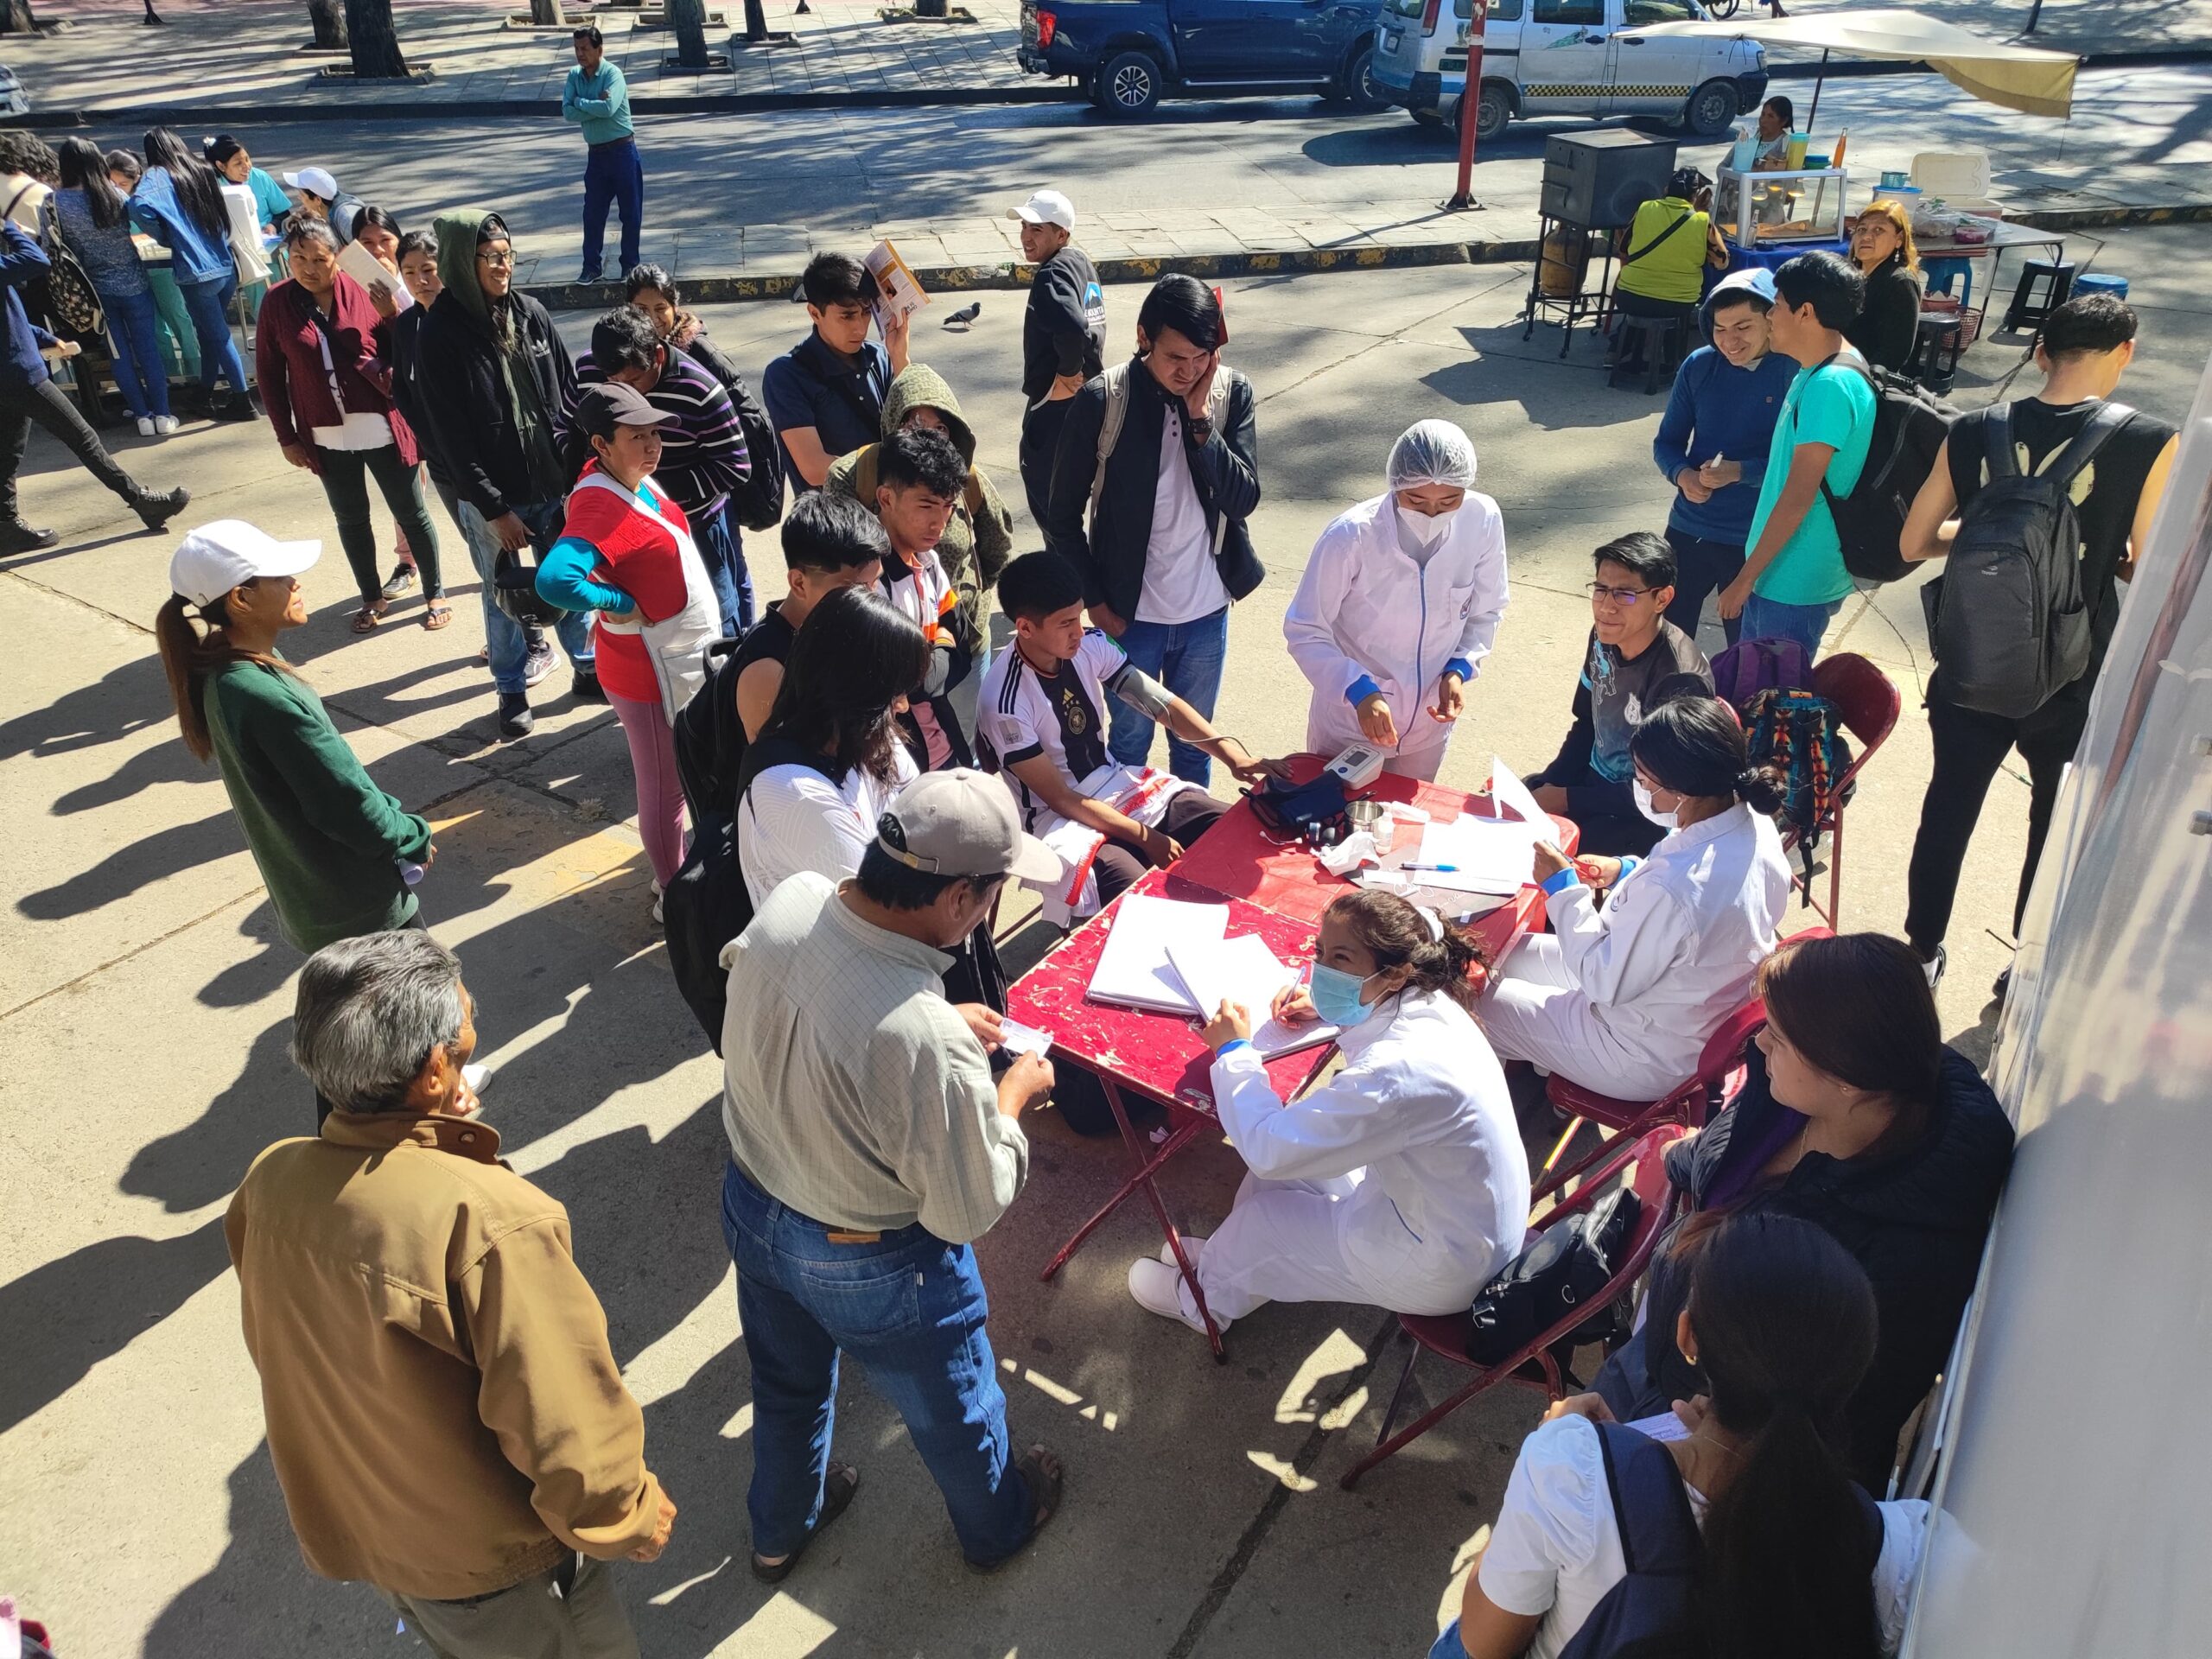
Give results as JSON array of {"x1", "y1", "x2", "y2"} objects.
[{"x1": 976, "y1": 630, "x2": 1136, "y2": 826}]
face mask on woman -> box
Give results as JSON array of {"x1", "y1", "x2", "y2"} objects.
[
  {"x1": 1307, "y1": 961, "x2": 1382, "y2": 1028},
  {"x1": 1633, "y1": 779, "x2": 1678, "y2": 831},
  {"x1": 1396, "y1": 504, "x2": 1452, "y2": 549}
]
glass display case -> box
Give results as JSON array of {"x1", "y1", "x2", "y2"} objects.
[{"x1": 1715, "y1": 165, "x2": 1851, "y2": 246}]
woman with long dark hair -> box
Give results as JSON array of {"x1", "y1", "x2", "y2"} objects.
[
  {"x1": 1592, "y1": 932, "x2": 2016, "y2": 1486},
  {"x1": 254, "y1": 216, "x2": 446, "y2": 632},
  {"x1": 1483, "y1": 693, "x2": 1792, "y2": 1100},
  {"x1": 156, "y1": 520, "x2": 433, "y2": 952},
  {"x1": 128, "y1": 126, "x2": 251, "y2": 418},
  {"x1": 1130, "y1": 887, "x2": 1529, "y2": 1341},
  {"x1": 203, "y1": 134, "x2": 293, "y2": 235},
  {"x1": 51, "y1": 137, "x2": 173, "y2": 435},
  {"x1": 737, "y1": 584, "x2": 927, "y2": 909},
  {"x1": 1440, "y1": 1211, "x2": 1927, "y2": 1659}
]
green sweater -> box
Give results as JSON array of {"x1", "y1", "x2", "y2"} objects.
[{"x1": 200, "y1": 658, "x2": 431, "y2": 952}]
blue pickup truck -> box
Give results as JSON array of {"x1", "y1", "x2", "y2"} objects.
[{"x1": 1017, "y1": 0, "x2": 1390, "y2": 117}]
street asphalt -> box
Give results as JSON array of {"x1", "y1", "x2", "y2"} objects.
[{"x1": 1, "y1": 211, "x2": 2206, "y2": 1654}]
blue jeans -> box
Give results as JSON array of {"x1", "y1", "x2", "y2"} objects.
[
  {"x1": 455, "y1": 497, "x2": 593, "y2": 695},
  {"x1": 581, "y1": 137, "x2": 644, "y2": 278},
  {"x1": 1428, "y1": 1618, "x2": 1470, "y2": 1659},
  {"x1": 175, "y1": 272, "x2": 247, "y2": 396},
  {"x1": 719, "y1": 1160, "x2": 1034, "y2": 1566},
  {"x1": 1740, "y1": 592, "x2": 1843, "y2": 661},
  {"x1": 1107, "y1": 604, "x2": 1230, "y2": 785},
  {"x1": 98, "y1": 286, "x2": 169, "y2": 422},
  {"x1": 696, "y1": 497, "x2": 754, "y2": 636}
]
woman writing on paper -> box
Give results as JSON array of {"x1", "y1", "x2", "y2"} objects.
[
  {"x1": 1481, "y1": 696, "x2": 1790, "y2": 1102},
  {"x1": 1127, "y1": 889, "x2": 1529, "y2": 1340},
  {"x1": 1283, "y1": 420, "x2": 1509, "y2": 782}
]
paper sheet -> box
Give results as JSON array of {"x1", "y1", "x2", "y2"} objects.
[
  {"x1": 1166, "y1": 935, "x2": 1339, "y2": 1060},
  {"x1": 1398, "y1": 756, "x2": 1553, "y2": 895},
  {"x1": 336, "y1": 238, "x2": 409, "y2": 309},
  {"x1": 1085, "y1": 894, "x2": 1226, "y2": 1014},
  {"x1": 1487, "y1": 754, "x2": 1549, "y2": 830},
  {"x1": 998, "y1": 1019, "x2": 1055, "y2": 1060},
  {"x1": 865, "y1": 238, "x2": 928, "y2": 334}
]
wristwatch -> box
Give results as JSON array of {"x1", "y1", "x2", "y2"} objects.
[{"x1": 1185, "y1": 413, "x2": 1214, "y2": 444}]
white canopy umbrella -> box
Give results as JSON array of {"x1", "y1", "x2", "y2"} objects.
[{"x1": 1618, "y1": 8, "x2": 2080, "y2": 128}]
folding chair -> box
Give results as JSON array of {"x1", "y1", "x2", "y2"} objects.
[
  {"x1": 1789, "y1": 652, "x2": 1900, "y2": 928},
  {"x1": 1340, "y1": 1124, "x2": 1687, "y2": 1490}
]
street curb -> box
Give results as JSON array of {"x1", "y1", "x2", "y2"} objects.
[
  {"x1": 521, "y1": 199, "x2": 2212, "y2": 310},
  {"x1": 20, "y1": 44, "x2": 2211, "y2": 128}
]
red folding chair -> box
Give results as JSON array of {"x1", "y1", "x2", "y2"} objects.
[
  {"x1": 1791, "y1": 652, "x2": 1901, "y2": 928},
  {"x1": 1340, "y1": 1124, "x2": 1687, "y2": 1490}
]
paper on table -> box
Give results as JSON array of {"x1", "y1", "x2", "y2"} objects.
[
  {"x1": 998, "y1": 1019, "x2": 1055, "y2": 1060},
  {"x1": 1412, "y1": 812, "x2": 1543, "y2": 895},
  {"x1": 336, "y1": 238, "x2": 409, "y2": 309},
  {"x1": 1488, "y1": 755, "x2": 1549, "y2": 830},
  {"x1": 865, "y1": 239, "x2": 928, "y2": 334},
  {"x1": 1086, "y1": 893, "x2": 1227, "y2": 1014},
  {"x1": 1167, "y1": 934, "x2": 1339, "y2": 1060}
]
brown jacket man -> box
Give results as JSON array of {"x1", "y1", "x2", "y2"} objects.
[{"x1": 226, "y1": 931, "x2": 672, "y2": 1652}]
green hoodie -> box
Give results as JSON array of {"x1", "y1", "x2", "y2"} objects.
[
  {"x1": 432, "y1": 209, "x2": 498, "y2": 323},
  {"x1": 823, "y1": 362, "x2": 1014, "y2": 652},
  {"x1": 432, "y1": 210, "x2": 566, "y2": 502}
]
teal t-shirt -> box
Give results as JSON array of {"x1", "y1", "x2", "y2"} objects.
[{"x1": 1745, "y1": 355, "x2": 1876, "y2": 606}]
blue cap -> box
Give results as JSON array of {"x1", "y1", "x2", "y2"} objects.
[{"x1": 1707, "y1": 267, "x2": 1777, "y2": 310}]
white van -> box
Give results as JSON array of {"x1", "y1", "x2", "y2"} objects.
[{"x1": 1371, "y1": 0, "x2": 1766, "y2": 143}]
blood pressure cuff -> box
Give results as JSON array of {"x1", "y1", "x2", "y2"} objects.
[
  {"x1": 1246, "y1": 771, "x2": 1349, "y2": 838},
  {"x1": 1110, "y1": 664, "x2": 1173, "y2": 720}
]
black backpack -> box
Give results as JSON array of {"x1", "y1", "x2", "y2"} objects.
[
  {"x1": 678, "y1": 338, "x2": 785, "y2": 533},
  {"x1": 1467, "y1": 1185, "x2": 1641, "y2": 1365},
  {"x1": 671, "y1": 635, "x2": 748, "y2": 828},
  {"x1": 1920, "y1": 402, "x2": 2126, "y2": 719},
  {"x1": 1804, "y1": 353, "x2": 1957, "y2": 585}
]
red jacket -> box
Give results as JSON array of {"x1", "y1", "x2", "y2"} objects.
[
  {"x1": 558, "y1": 466, "x2": 694, "y2": 706},
  {"x1": 255, "y1": 271, "x2": 419, "y2": 472}
]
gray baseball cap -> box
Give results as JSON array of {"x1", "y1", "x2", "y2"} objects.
[{"x1": 876, "y1": 769, "x2": 1061, "y2": 884}]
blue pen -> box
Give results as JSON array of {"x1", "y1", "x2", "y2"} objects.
[{"x1": 1401, "y1": 862, "x2": 1458, "y2": 873}]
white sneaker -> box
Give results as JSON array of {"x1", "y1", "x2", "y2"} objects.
[
  {"x1": 651, "y1": 879, "x2": 664, "y2": 925},
  {"x1": 462, "y1": 1062, "x2": 495, "y2": 1095},
  {"x1": 1921, "y1": 944, "x2": 1947, "y2": 989},
  {"x1": 137, "y1": 416, "x2": 157, "y2": 436},
  {"x1": 154, "y1": 416, "x2": 180, "y2": 435},
  {"x1": 1159, "y1": 1235, "x2": 1207, "y2": 1271},
  {"x1": 1128, "y1": 1257, "x2": 1217, "y2": 1335}
]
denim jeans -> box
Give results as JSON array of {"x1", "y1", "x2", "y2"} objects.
[
  {"x1": 316, "y1": 442, "x2": 442, "y2": 601},
  {"x1": 1739, "y1": 592, "x2": 1843, "y2": 661},
  {"x1": 1428, "y1": 1618, "x2": 1470, "y2": 1659},
  {"x1": 1661, "y1": 526, "x2": 1744, "y2": 649},
  {"x1": 719, "y1": 1160, "x2": 1034, "y2": 1566},
  {"x1": 1107, "y1": 604, "x2": 1230, "y2": 785},
  {"x1": 455, "y1": 497, "x2": 594, "y2": 695},
  {"x1": 175, "y1": 272, "x2": 248, "y2": 395},
  {"x1": 695, "y1": 497, "x2": 754, "y2": 636},
  {"x1": 581, "y1": 137, "x2": 645, "y2": 278},
  {"x1": 98, "y1": 285, "x2": 170, "y2": 422}
]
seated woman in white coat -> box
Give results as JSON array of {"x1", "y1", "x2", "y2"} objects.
[
  {"x1": 1283, "y1": 420, "x2": 1509, "y2": 782},
  {"x1": 1482, "y1": 696, "x2": 1791, "y2": 1102},
  {"x1": 1127, "y1": 889, "x2": 1531, "y2": 1338}
]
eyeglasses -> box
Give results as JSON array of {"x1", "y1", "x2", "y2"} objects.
[
  {"x1": 478, "y1": 249, "x2": 518, "y2": 268},
  {"x1": 1588, "y1": 582, "x2": 1656, "y2": 607}
]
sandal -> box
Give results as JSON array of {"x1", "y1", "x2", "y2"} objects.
[
  {"x1": 423, "y1": 601, "x2": 454, "y2": 631},
  {"x1": 751, "y1": 1462, "x2": 860, "y2": 1585},
  {"x1": 966, "y1": 1445, "x2": 1064, "y2": 1573},
  {"x1": 380, "y1": 560, "x2": 417, "y2": 600},
  {"x1": 350, "y1": 601, "x2": 386, "y2": 634}
]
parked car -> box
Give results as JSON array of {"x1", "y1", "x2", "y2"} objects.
[
  {"x1": 0, "y1": 64, "x2": 29, "y2": 119},
  {"x1": 1372, "y1": 0, "x2": 1765, "y2": 143},
  {"x1": 1018, "y1": 0, "x2": 1392, "y2": 117}
]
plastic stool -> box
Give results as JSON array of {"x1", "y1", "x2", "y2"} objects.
[
  {"x1": 1923, "y1": 257, "x2": 1974, "y2": 312},
  {"x1": 2072, "y1": 273, "x2": 2129, "y2": 301},
  {"x1": 1607, "y1": 313, "x2": 1691, "y2": 394},
  {"x1": 2001, "y1": 259, "x2": 2075, "y2": 334},
  {"x1": 1913, "y1": 315, "x2": 1964, "y2": 390}
]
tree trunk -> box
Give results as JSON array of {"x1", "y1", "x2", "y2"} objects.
[
  {"x1": 530, "y1": 0, "x2": 563, "y2": 24},
  {"x1": 914, "y1": 0, "x2": 949, "y2": 15},
  {"x1": 346, "y1": 0, "x2": 408, "y2": 77},
  {"x1": 0, "y1": 0, "x2": 37, "y2": 38},
  {"x1": 670, "y1": 0, "x2": 710, "y2": 64},
  {"x1": 144, "y1": 0, "x2": 166, "y2": 25},
  {"x1": 742, "y1": 0, "x2": 769, "y2": 41},
  {"x1": 306, "y1": 0, "x2": 348, "y2": 49}
]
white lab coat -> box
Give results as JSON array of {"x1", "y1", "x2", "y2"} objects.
[
  {"x1": 1483, "y1": 803, "x2": 1791, "y2": 1101},
  {"x1": 1282, "y1": 492, "x2": 1510, "y2": 780},
  {"x1": 1190, "y1": 988, "x2": 1530, "y2": 1324}
]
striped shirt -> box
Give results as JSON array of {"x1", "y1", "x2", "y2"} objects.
[{"x1": 563, "y1": 350, "x2": 750, "y2": 519}]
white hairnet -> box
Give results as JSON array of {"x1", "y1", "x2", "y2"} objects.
[{"x1": 1386, "y1": 420, "x2": 1478, "y2": 491}]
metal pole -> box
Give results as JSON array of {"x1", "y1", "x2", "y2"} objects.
[
  {"x1": 1446, "y1": 0, "x2": 1489, "y2": 211},
  {"x1": 2024, "y1": 0, "x2": 2045, "y2": 34},
  {"x1": 1804, "y1": 47, "x2": 1828, "y2": 132}
]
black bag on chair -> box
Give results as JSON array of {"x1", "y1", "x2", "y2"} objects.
[{"x1": 1466, "y1": 1185, "x2": 1642, "y2": 1365}]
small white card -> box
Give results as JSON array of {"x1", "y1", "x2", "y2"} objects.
[{"x1": 998, "y1": 1019, "x2": 1055, "y2": 1060}]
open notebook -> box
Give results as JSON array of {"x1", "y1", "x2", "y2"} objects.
[{"x1": 1166, "y1": 933, "x2": 1338, "y2": 1060}]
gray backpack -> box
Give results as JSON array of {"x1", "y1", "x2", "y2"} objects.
[
  {"x1": 1921, "y1": 401, "x2": 2129, "y2": 719},
  {"x1": 1090, "y1": 359, "x2": 1235, "y2": 559}
]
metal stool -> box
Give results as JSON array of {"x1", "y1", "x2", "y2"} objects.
[
  {"x1": 2000, "y1": 258, "x2": 2075, "y2": 334},
  {"x1": 1606, "y1": 312, "x2": 1691, "y2": 394}
]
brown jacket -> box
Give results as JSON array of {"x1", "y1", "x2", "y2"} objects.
[{"x1": 225, "y1": 1109, "x2": 663, "y2": 1601}]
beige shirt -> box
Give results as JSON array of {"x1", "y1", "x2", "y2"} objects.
[
  {"x1": 720, "y1": 871, "x2": 1028, "y2": 1243},
  {"x1": 2, "y1": 173, "x2": 48, "y2": 232}
]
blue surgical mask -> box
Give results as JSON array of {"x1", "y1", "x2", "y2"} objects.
[{"x1": 1307, "y1": 962, "x2": 1377, "y2": 1028}]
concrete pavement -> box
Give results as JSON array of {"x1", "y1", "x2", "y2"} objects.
[{"x1": 3, "y1": 224, "x2": 2206, "y2": 1656}]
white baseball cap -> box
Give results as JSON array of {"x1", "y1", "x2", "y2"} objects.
[
  {"x1": 282, "y1": 166, "x2": 340, "y2": 200},
  {"x1": 168, "y1": 520, "x2": 321, "y2": 609},
  {"x1": 1007, "y1": 189, "x2": 1076, "y2": 232},
  {"x1": 875, "y1": 769, "x2": 1061, "y2": 884}
]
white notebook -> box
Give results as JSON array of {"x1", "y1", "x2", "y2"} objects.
[
  {"x1": 1167, "y1": 933, "x2": 1339, "y2": 1060},
  {"x1": 1085, "y1": 894, "x2": 1228, "y2": 1014}
]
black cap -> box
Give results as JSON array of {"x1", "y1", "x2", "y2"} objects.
[{"x1": 575, "y1": 381, "x2": 676, "y2": 442}]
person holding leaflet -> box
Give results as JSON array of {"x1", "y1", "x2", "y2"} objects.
[
  {"x1": 1126, "y1": 889, "x2": 1529, "y2": 1339},
  {"x1": 1283, "y1": 420, "x2": 1509, "y2": 782}
]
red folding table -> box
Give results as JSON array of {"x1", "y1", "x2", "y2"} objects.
[{"x1": 1005, "y1": 760, "x2": 1573, "y2": 1361}]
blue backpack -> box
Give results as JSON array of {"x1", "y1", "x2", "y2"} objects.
[{"x1": 1558, "y1": 1424, "x2": 1706, "y2": 1659}]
